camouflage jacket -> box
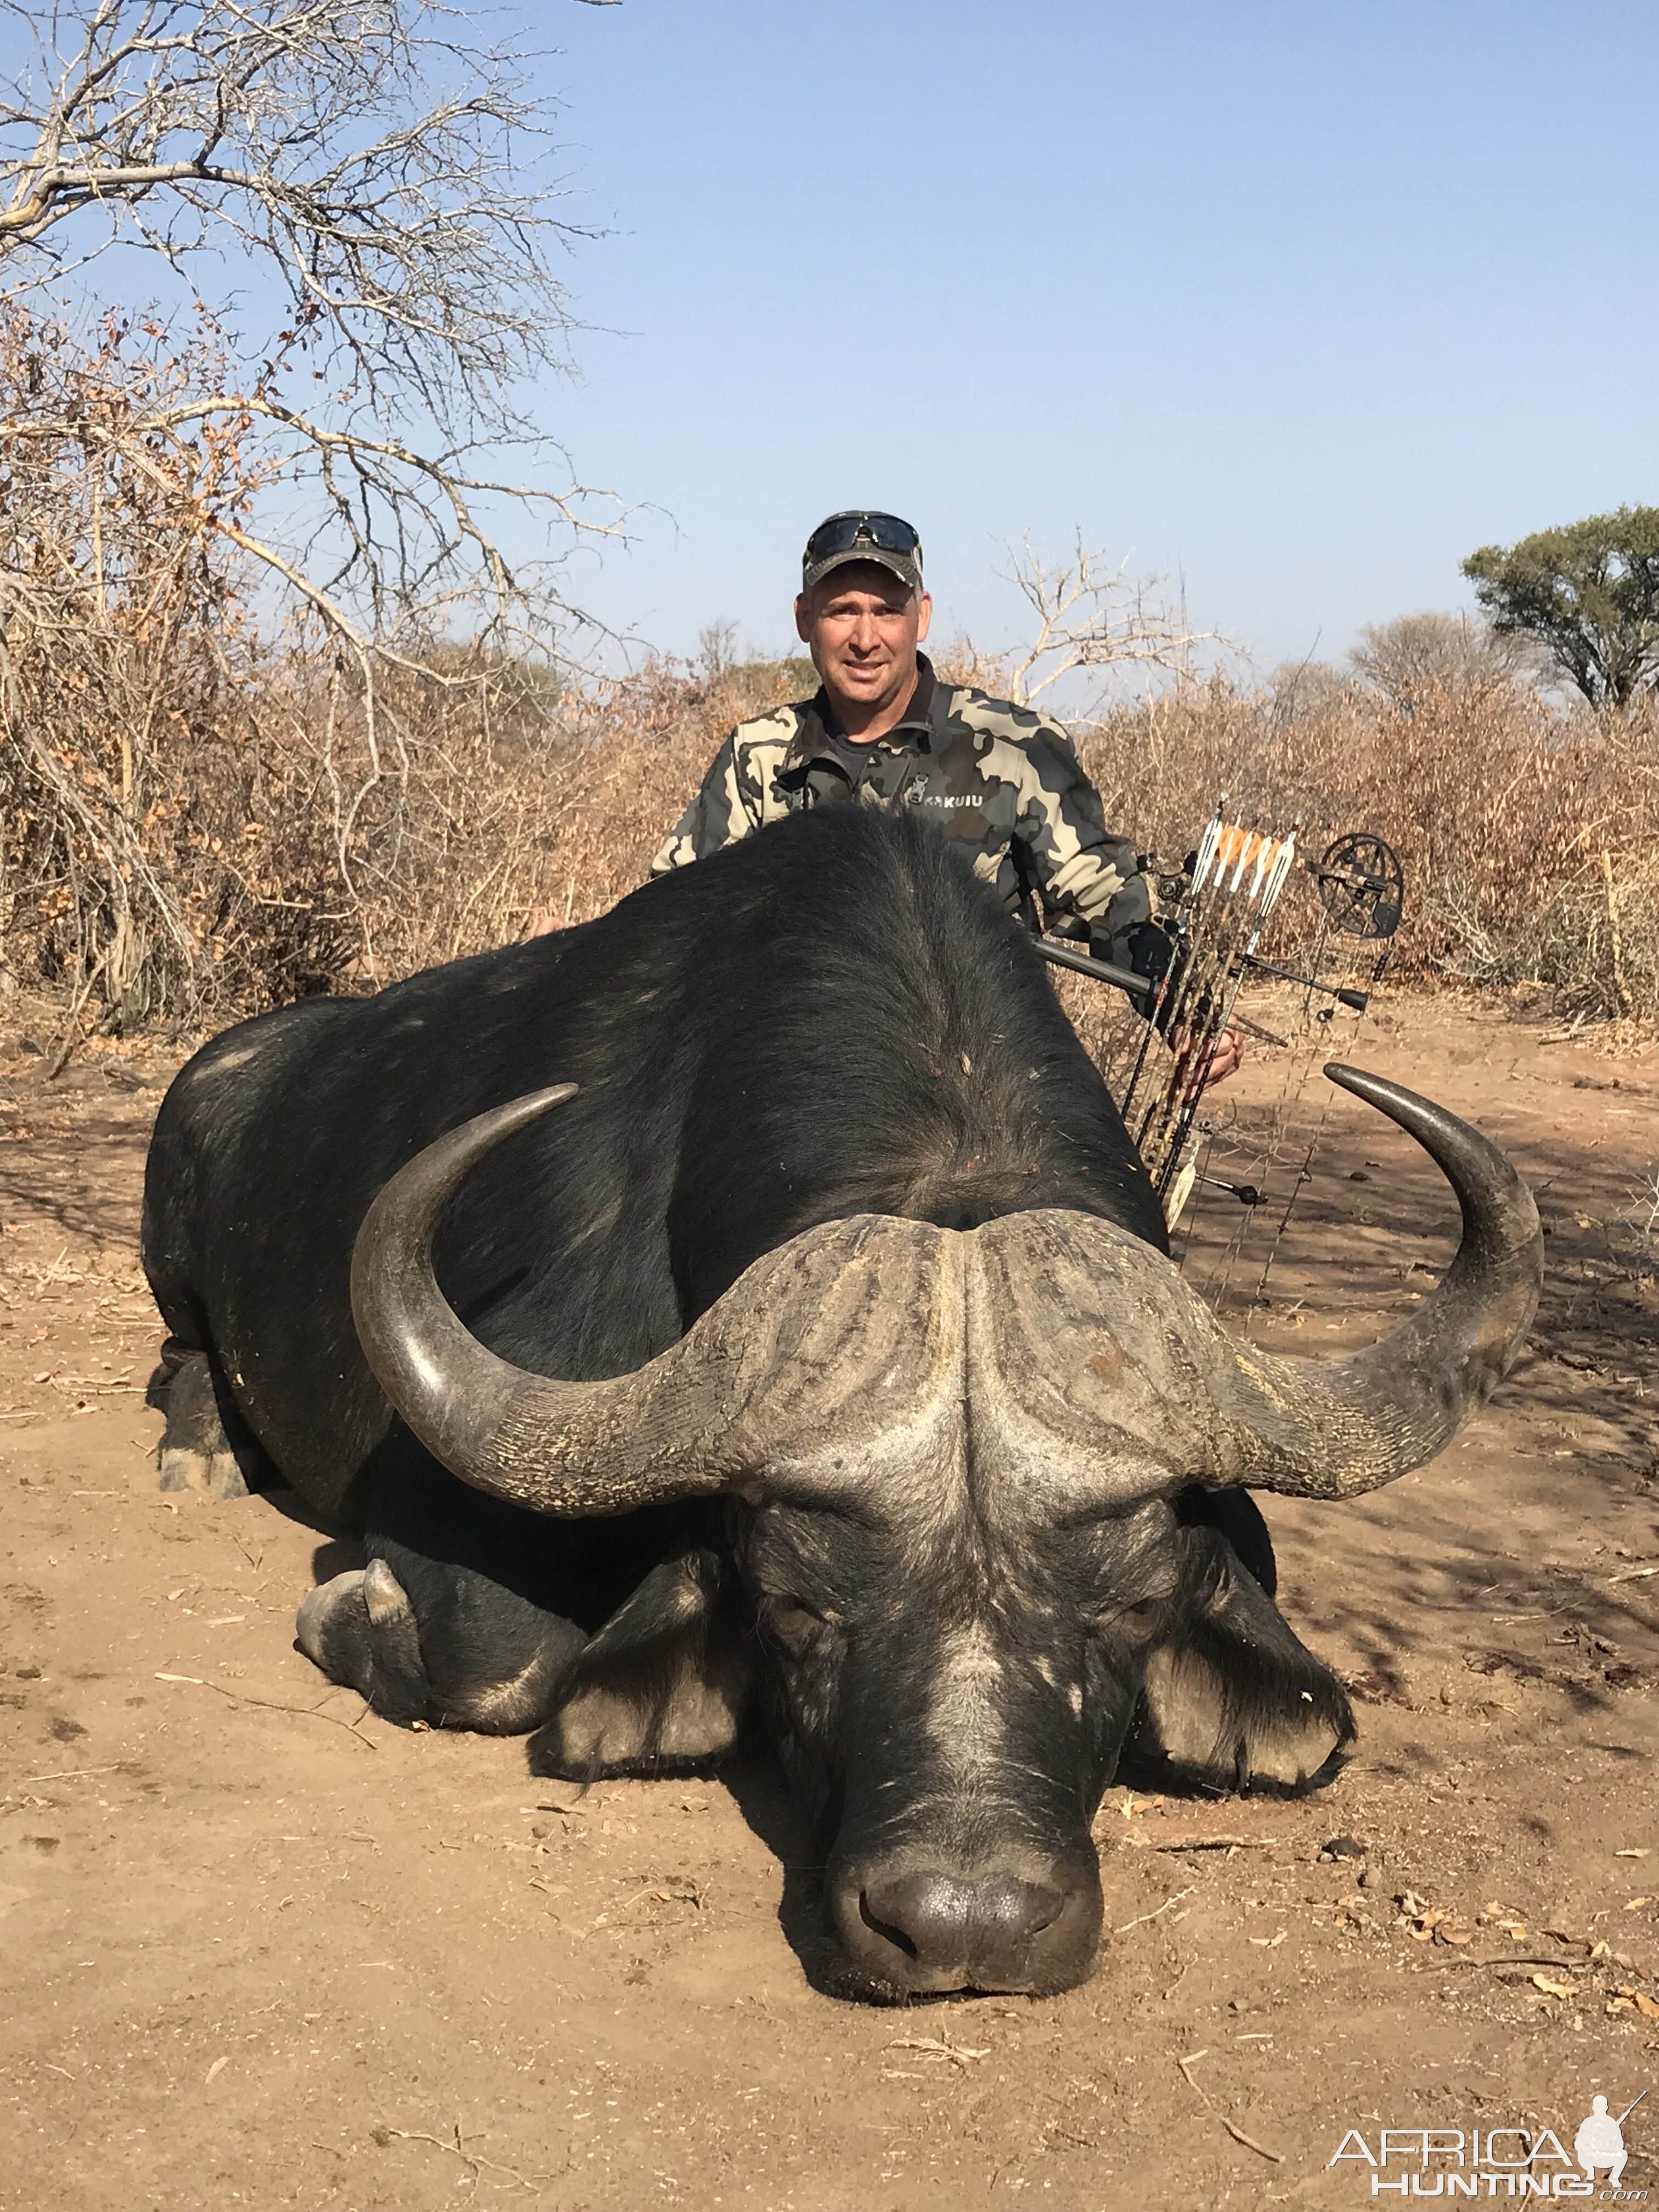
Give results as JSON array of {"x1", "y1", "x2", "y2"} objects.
[{"x1": 651, "y1": 656, "x2": 1155, "y2": 965}]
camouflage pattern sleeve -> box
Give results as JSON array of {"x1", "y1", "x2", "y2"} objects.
[
  {"x1": 1008, "y1": 721, "x2": 1151, "y2": 945},
  {"x1": 649, "y1": 710, "x2": 802, "y2": 876},
  {"x1": 648, "y1": 732, "x2": 753, "y2": 876}
]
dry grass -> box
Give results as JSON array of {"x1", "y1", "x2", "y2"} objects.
[
  {"x1": 2, "y1": 309, "x2": 1656, "y2": 1044},
  {"x1": 1077, "y1": 676, "x2": 1659, "y2": 1020}
]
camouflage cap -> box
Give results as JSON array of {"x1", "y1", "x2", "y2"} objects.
[{"x1": 802, "y1": 511, "x2": 924, "y2": 597}]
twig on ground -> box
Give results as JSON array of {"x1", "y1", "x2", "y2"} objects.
[
  {"x1": 21, "y1": 1763, "x2": 124, "y2": 1784},
  {"x1": 1151, "y1": 1836, "x2": 1271, "y2": 1854},
  {"x1": 379, "y1": 2120, "x2": 545, "y2": 2192},
  {"x1": 155, "y1": 1671, "x2": 377, "y2": 1748},
  {"x1": 1431, "y1": 1954, "x2": 1598, "y2": 1972},
  {"x1": 1176, "y1": 2050, "x2": 1284, "y2": 2164},
  {"x1": 1115, "y1": 1885, "x2": 1195, "y2": 1932},
  {"x1": 885, "y1": 2034, "x2": 991, "y2": 2070}
]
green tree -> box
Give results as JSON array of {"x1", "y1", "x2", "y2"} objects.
[{"x1": 1462, "y1": 507, "x2": 1659, "y2": 708}]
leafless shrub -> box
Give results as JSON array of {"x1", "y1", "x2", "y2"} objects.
[
  {"x1": 1266, "y1": 657, "x2": 1357, "y2": 723},
  {"x1": 1620, "y1": 1173, "x2": 1659, "y2": 1262},
  {"x1": 0, "y1": 306, "x2": 346, "y2": 1024},
  {"x1": 951, "y1": 533, "x2": 1222, "y2": 710},
  {"x1": 1073, "y1": 676, "x2": 1659, "y2": 1019}
]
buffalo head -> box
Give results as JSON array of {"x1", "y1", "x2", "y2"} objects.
[{"x1": 349, "y1": 1065, "x2": 1540, "y2": 2000}]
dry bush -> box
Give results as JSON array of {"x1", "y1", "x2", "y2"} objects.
[
  {"x1": 0, "y1": 316, "x2": 794, "y2": 1040},
  {"x1": 0, "y1": 305, "x2": 786, "y2": 1032},
  {"x1": 0, "y1": 308, "x2": 352, "y2": 1028},
  {"x1": 1074, "y1": 676, "x2": 1659, "y2": 1020},
  {"x1": 329, "y1": 654, "x2": 804, "y2": 975},
  {"x1": 4, "y1": 315, "x2": 1656, "y2": 1047}
]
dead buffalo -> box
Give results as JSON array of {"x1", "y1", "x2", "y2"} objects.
[{"x1": 140, "y1": 804, "x2": 1540, "y2": 2000}]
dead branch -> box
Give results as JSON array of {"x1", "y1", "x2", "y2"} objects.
[
  {"x1": 1001, "y1": 530, "x2": 1223, "y2": 709},
  {"x1": 0, "y1": 0, "x2": 625, "y2": 653}
]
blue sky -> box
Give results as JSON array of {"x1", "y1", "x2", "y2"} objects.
[{"x1": 521, "y1": 0, "x2": 1657, "y2": 678}]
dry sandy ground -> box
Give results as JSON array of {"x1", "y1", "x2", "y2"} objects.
[{"x1": 1, "y1": 988, "x2": 1656, "y2": 2212}]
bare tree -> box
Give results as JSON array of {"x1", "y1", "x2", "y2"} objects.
[
  {"x1": 996, "y1": 532, "x2": 1221, "y2": 709},
  {"x1": 1347, "y1": 611, "x2": 1531, "y2": 714},
  {"x1": 0, "y1": 0, "x2": 622, "y2": 668},
  {"x1": 0, "y1": 0, "x2": 626, "y2": 1039},
  {"x1": 1266, "y1": 655, "x2": 1355, "y2": 723},
  {"x1": 698, "y1": 618, "x2": 740, "y2": 683}
]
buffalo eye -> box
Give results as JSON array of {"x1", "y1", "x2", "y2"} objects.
[
  {"x1": 761, "y1": 1596, "x2": 824, "y2": 1651},
  {"x1": 1092, "y1": 1594, "x2": 1169, "y2": 1639}
]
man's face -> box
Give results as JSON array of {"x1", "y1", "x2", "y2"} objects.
[{"x1": 794, "y1": 564, "x2": 933, "y2": 720}]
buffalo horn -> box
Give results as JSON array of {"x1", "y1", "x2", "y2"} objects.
[
  {"x1": 350, "y1": 1087, "x2": 957, "y2": 1514},
  {"x1": 1211, "y1": 1064, "x2": 1542, "y2": 1498}
]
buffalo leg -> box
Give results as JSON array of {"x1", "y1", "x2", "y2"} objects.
[
  {"x1": 297, "y1": 1560, "x2": 433, "y2": 1723},
  {"x1": 295, "y1": 1463, "x2": 742, "y2": 1748},
  {"x1": 297, "y1": 1538, "x2": 752, "y2": 1767},
  {"x1": 528, "y1": 1549, "x2": 753, "y2": 1781},
  {"x1": 296, "y1": 1545, "x2": 587, "y2": 1734},
  {"x1": 157, "y1": 1348, "x2": 261, "y2": 1498}
]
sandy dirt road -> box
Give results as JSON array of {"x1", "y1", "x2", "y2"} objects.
[{"x1": 1, "y1": 992, "x2": 1655, "y2": 2211}]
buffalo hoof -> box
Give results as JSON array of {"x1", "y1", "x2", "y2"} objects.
[
  {"x1": 296, "y1": 1560, "x2": 431, "y2": 1724},
  {"x1": 159, "y1": 1446, "x2": 252, "y2": 1498},
  {"x1": 156, "y1": 1351, "x2": 258, "y2": 1498}
]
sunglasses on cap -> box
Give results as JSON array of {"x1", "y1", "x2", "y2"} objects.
[{"x1": 803, "y1": 511, "x2": 922, "y2": 567}]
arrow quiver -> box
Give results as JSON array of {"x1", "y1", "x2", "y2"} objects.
[
  {"x1": 1118, "y1": 808, "x2": 1298, "y2": 1221},
  {"x1": 1040, "y1": 803, "x2": 1407, "y2": 1244}
]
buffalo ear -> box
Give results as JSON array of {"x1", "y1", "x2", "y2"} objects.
[
  {"x1": 1125, "y1": 1527, "x2": 1354, "y2": 1795},
  {"x1": 529, "y1": 1548, "x2": 752, "y2": 1781}
]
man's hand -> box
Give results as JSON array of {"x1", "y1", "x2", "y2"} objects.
[{"x1": 1171, "y1": 1024, "x2": 1244, "y2": 1103}]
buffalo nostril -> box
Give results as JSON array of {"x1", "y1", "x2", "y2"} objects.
[
  {"x1": 860, "y1": 1873, "x2": 969, "y2": 1968},
  {"x1": 974, "y1": 1873, "x2": 1065, "y2": 1943},
  {"x1": 859, "y1": 1891, "x2": 919, "y2": 1960},
  {"x1": 859, "y1": 1872, "x2": 1067, "y2": 1971}
]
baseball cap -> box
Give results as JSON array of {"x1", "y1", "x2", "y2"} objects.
[{"x1": 802, "y1": 511, "x2": 924, "y2": 596}]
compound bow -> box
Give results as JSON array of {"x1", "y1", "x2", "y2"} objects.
[{"x1": 1037, "y1": 803, "x2": 1407, "y2": 1234}]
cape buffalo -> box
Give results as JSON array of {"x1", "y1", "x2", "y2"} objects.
[{"x1": 140, "y1": 804, "x2": 1541, "y2": 2000}]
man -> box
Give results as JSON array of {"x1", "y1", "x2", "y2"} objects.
[
  {"x1": 653, "y1": 510, "x2": 1241, "y2": 1086},
  {"x1": 1573, "y1": 2097, "x2": 1629, "y2": 2189}
]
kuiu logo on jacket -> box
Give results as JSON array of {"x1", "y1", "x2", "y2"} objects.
[{"x1": 904, "y1": 776, "x2": 981, "y2": 812}]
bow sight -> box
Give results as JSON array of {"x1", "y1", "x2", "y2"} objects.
[
  {"x1": 1311, "y1": 831, "x2": 1405, "y2": 940},
  {"x1": 1036, "y1": 806, "x2": 1406, "y2": 1227}
]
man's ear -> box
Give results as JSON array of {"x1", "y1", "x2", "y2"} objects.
[
  {"x1": 528, "y1": 1548, "x2": 753, "y2": 1781},
  {"x1": 794, "y1": 590, "x2": 812, "y2": 642},
  {"x1": 913, "y1": 588, "x2": 933, "y2": 644}
]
